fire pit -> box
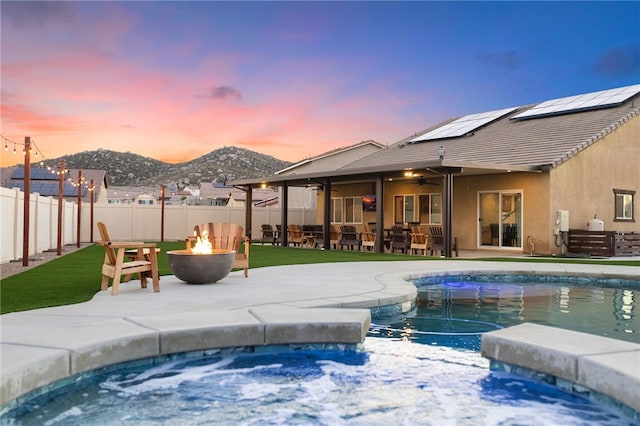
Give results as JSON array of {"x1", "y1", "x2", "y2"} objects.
[
  {"x1": 167, "y1": 232, "x2": 235, "y2": 284},
  {"x1": 167, "y1": 250, "x2": 235, "y2": 284}
]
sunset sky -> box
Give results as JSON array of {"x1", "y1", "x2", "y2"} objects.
[{"x1": 1, "y1": 1, "x2": 639, "y2": 167}]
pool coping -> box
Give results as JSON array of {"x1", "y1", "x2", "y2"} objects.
[
  {"x1": 1, "y1": 260, "x2": 639, "y2": 416},
  {"x1": 482, "y1": 323, "x2": 640, "y2": 418}
]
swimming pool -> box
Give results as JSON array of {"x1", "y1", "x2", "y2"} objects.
[
  {"x1": 2, "y1": 275, "x2": 638, "y2": 425},
  {"x1": 373, "y1": 274, "x2": 639, "y2": 350}
]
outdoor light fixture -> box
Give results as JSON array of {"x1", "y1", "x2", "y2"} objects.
[{"x1": 438, "y1": 145, "x2": 445, "y2": 160}]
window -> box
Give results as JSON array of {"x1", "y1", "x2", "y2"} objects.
[
  {"x1": 210, "y1": 198, "x2": 227, "y2": 206},
  {"x1": 394, "y1": 195, "x2": 415, "y2": 223},
  {"x1": 331, "y1": 197, "x2": 362, "y2": 223},
  {"x1": 344, "y1": 196, "x2": 363, "y2": 223},
  {"x1": 138, "y1": 199, "x2": 153, "y2": 205},
  {"x1": 331, "y1": 198, "x2": 342, "y2": 223},
  {"x1": 614, "y1": 189, "x2": 635, "y2": 221},
  {"x1": 418, "y1": 193, "x2": 442, "y2": 224}
]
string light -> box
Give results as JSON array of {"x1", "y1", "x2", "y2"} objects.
[
  {"x1": 1, "y1": 135, "x2": 48, "y2": 164},
  {"x1": 1, "y1": 135, "x2": 91, "y2": 191}
]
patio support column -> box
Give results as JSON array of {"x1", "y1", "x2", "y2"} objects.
[
  {"x1": 443, "y1": 171, "x2": 454, "y2": 257},
  {"x1": 323, "y1": 179, "x2": 331, "y2": 250},
  {"x1": 245, "y1": 187, "x2": 253, "y2": 239},
  {"x1": 375, "y1": 174, "x2": 384, "y2": 253},
  {"x1": 280, "y1": 181, "x2": 289, "y2": 246}
]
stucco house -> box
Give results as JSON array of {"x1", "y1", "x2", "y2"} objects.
[{"x1": 232, "y1": 84, "x2": 639, "y2": 255}]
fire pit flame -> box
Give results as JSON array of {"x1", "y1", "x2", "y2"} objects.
[{"x1": 191, "y1": 231, "x2": 213, "y2": 254}]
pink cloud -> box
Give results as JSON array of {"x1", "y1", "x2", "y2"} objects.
[{"x1": 1, "y1": 6, "x2": 431, "y2": 168}]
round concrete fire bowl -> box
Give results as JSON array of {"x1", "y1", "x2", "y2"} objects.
[{"x1": 167, "y1": 250, "x2": 235, "y2": 284}]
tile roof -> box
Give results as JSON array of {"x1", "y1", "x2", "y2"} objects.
[
  {"x1": 342, "y1": 91, "x2": 640, "y2": 172},
  {"x1": 277, "y1": 140, "x2": 384, "y2": 174}
]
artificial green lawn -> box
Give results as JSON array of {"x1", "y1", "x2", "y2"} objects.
[{"x1": 1, "y1": 242, "x2": 638, "y2": 314}]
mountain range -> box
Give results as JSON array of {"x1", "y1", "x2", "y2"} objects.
[{"x1": 36, "y1": 147, "x2": 292, "y2": 187}]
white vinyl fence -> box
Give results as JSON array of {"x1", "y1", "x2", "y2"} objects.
[{"x1": 0, "y1": 186, "x2": 316, "y2": 264}]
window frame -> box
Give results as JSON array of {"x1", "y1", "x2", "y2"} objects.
[
  {"x1": 418, "y1": 193, "x2": 442, "y2": 225},
  {"x1": 330, "y1": 197, "x2": 342, "y2": 223},
  {"x1": 393, "y1": 194, "x2": 415, "y2": 224},
  {"x1": 613, "y1": 189, "x2": 635, "y2": 222},
  {"x1": 344, "y1": 196, "x2": 363, "y2": 224},
  {"x1": 331, "y1": 196, "x2": 363, "y2": 224}
]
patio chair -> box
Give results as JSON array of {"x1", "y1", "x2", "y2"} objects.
[
  {"x1": 490, "y1": 223, "x2": 500, "y2": 246},
  {"x1": 361, "y1": 224, "x2": 376, "y2": 251},
  {"x1": 389, "y1": 224, "x2": 410, "y2": 254},
  {"x1": 429, "y1": 226, "x2": 459, "y2": 257},
  {"x1": 275, "y1": 224, "x2": 282, "y2": 245},
  {"x1": 301, "y1": 224, "x2": 316, "y2": 247},
  {"x1": 311, "y1": 225, "x2": 325, "y2": 248},
  {"x1": 97, "y1": 221, "x2": 160, "y2": 296},
  {"x1": 410, "y1": 225, "x2": 429, "y2": 255},
  {"x1": 339, "y1": 225, "x2": 361, "y2": 250},
  {"x1": 503, "y1": 224, "x2": 518, "y2": 247},
  {"x1": 287, "y1": 224, "x2": 304, "y2": 247},
  {"x1": 260, "y1": 224, "x2": 276, "y2": 245},
  {"x1": 232, "y1": 225, "x2": 250, "y2": 277},
  {"x1": 329, "y1": 224, "x2": 339, "y2": 249},
  {"x1": 193, "y1": 222, "x2": 250, "y2": 277}
]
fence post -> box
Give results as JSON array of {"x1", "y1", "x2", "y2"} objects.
[{"x1": 13, "y1": 188, "x2": 20, "y2": 261}]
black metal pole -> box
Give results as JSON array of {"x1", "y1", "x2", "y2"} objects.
[{"x1": 443, "y1": 172, "x2": 454, "y2": 258}]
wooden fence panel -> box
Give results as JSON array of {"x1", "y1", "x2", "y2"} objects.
[
  {"x1": 615, "y1": 232, "x2": 640, "y2": 256},
  {"x1": 567, "y1": 229, "x2": 615, "y2": 257}
]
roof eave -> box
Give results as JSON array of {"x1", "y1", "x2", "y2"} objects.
[{"x1": 229, "y1": 159, "x2": 541, "y2": 187}]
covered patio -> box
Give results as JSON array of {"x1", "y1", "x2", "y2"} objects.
[{"x1": 231, "y1": 158, "x2": 538, "y2": 257}]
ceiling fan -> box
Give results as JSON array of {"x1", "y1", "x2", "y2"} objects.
[{"x1": 416, "y1": 176, "x2": 440, "y2": 186}]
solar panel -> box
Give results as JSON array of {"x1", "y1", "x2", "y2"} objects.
[
  {"x1": 409, "y1": 107, "x2": 517, "y2": 142},
  {"x1": 8, "y1": 182, "x2": 86, "y2": 197},
  {"x1": 511, "y1": 84, "x2": 640, "y2": 120},
  {"x1": 11, "y1": 167, "x2": 59, "y2": 180}
]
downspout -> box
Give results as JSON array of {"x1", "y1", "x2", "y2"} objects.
[{"x1": 443, "y1": 171, "x2": 454, "y2": 258}]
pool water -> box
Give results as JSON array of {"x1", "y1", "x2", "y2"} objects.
[
  {"x1": 374, "y1": 278, "x2": 639, "y2": 350},
  {"x1": 3, "y1": 278, "x2": 639, "y2": 425},
  {"x1": 3, "y1": 340, "x2": 633, "y2": 426}
]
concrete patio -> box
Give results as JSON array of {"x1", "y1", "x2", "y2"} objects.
[{"x1": 1, "y1": 259, "x2": 639, "y2": 416}]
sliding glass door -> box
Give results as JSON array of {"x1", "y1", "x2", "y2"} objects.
[{"x1": 479, "y1": 191, "x2": 522, "y2": 248}]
